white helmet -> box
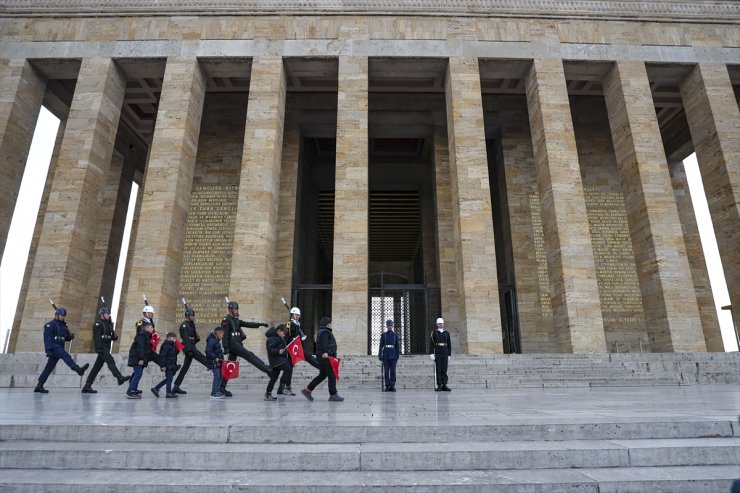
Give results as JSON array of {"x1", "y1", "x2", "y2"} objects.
[
  {"x1": 290, "y1": 307, "x2": 301, "y2": 315},
  {"x1": 436, "y1": 317, "x2": 444, "y2": 324},
  {"x1": 143, "y1": 306, "x2": 155, "y2": 314}
]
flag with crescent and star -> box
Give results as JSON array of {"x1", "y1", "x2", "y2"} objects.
[
  {"x1": 221, "y1": 360, "x2": 240, "y2": 380},
  {"x1": 286, "y1": 336, "x2": 305, "y2": 366}
]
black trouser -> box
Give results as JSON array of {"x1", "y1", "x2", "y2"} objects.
[
  {"x1": 307, "y1": 357, "x2": 336, "y2": 396},
  {"x1": 148, "y1": 352, "x2": 162, "y2": 367},
  {"x1": 174, "y1": 347, "x2": 210, "y2": 387},
  {"x1": 220, "y1": 344, "x2": 272, "y2": 390},
  {"x1": 382, "y1": 359, "x2": 397, "y2": 387},
  {"x1": 267, "y1": 362, "x2": 292, "y2": 393},
  {"x1": 434, "y1": 353, "x2": 448, "y2": 387},
  {"x1": 85, "y1": 350, "x2": 124, "y2": 385}
]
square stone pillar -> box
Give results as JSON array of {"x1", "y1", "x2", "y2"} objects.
[
  {"x1": 603, "y1": 61, "x2": 705, "y2": 352},
  {"x1": 230, "y1": 57, "x2": 287, "y2": 324},
  {"x1": 444, "y1": 58, "x2": 503, "y2": 354},
  {"x1": 17, "y1": 58, "x2": 126, "y2": 351},
  {"x1": 680, "y1": 63, "x2": 740, "y2": 333},
  {"x1": 331, "y1": 56, "x2": 368, "y2": 355},
  {"x1": 119, "y1": 58, "x2": 206, "y2": 348},
  {"x1": 524, "y1": 58, "x2": 606, "y2": 353},
  {"x1": 271, "y1": 122, "x2": 301, "y2": 323},
  {"x1": 0, "y1": 59, "x2": 46, "y2": 261}
]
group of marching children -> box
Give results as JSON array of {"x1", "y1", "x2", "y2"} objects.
[{"x1": 35, "y1": 298, "x2": 344, "y2": 402}]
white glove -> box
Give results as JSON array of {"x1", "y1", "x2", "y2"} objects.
[
  {"x1": 448, "y1": 356, "x2": 452, "y2": 362},
  {"x1": 301, "y1": 335, "x2": 307, "y2": 341},
  {"x1": 430, "y1": 354, "x2": 435, "y2": 361}
]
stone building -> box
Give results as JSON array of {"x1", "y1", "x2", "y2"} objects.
[{"x1": 1, "y1": 1, "x2": 738, "y2": 356}]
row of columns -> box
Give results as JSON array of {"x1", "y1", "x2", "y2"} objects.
[{"x1": 2, "y1": 55, "x2": 738, "y2": 353}]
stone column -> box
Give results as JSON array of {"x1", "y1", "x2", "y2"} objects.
[
  {"x1": 669, "y1": 160, "x2": 724, "y2": 351},
  {"x1": 433, "y1": 126, "x2": 461, "y2": 350},
  {"x1": 603, "y1": 61, "x2": 705, "y2": 352},
  {"x1": 78, "y1": 150, "x2": 128, "y2": 351},
  {"x1": 444, "y1": 58, "x2": 503, "y2": 354},
  {"x1": 271, "y1": 122, "x2": 301, "y2": 323},
  {"x1": 524, "y1": 58, "x2": 606, "y2": 353},
  {"x1": 8, "y1": 120, "x2": 65, "y2": 353},
  {"x1": 17, "y1": 58, "x2": 126, "y2": 351},
  {"x1": 680, "y1": 63, "x2": 740, "y2": 332},
  {"x1": 230, "y1": 57, "x2": 287, "y2": 324},
  {"x1": 0, "y1": 59, "x2": 46, "y2": 261},
  {"x1": 119, "y1": 58, "x2": 206, "y2": 348},
  {"x1": 331, "y1": 56, "x2": 368, "y2": 355}
]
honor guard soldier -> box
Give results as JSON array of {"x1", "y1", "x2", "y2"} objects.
[
  {"x1": 171, "y1": 307, "x2": 211, "y2": 395},
  {"x1": 135, "y1": 305, "x2": 162, "y2": 366},
  {"x1": 430, "y1": 317, "x2": 452, "y2": 392},
  {"x1": 280, "y1": 306, "x2": 320, "y2": 395},
  {"x1": 219, "y1": 300, "x2": 272, "y2": 397},
  {"x1": 34, "y1": 307, "x2": 89, "y2": 393},
  {"x1": 82, "y1": 306, "x2": 131, "y2": 393},
  {"x1": 378, "y1": 319, "x2": 400, "y2": 391}
]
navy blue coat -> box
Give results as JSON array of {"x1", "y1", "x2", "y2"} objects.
[
  {"x1": 158, "y1": 340, "x2": 179, "y2": 370},
  {"x1": 127, "y1": 331, "x2": 152, "y2": 367},
  {"x1": 205, "y1": 332, "x2": 224, "y2": 363},
  {"x1": 378, "y1": 330, "x2": 400, "y2": 360},
  {"x1": 43, "y1": 319, "x2": 73, "y2": 354}
]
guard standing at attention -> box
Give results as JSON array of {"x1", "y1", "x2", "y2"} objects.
[
  {"x1": 219, "y1": 300, "x2": 272, "y2": 397},
  {"x1": 379, "y1": 319, "x2": 400, "y2": 392},
  {"x1": 430, "y1": 317, "x2": 452, "y2": 392},
  {"x1": 34, "y1": 307, "x2": 89, "y2": 393},
  {"x1": 82, "y1": 306, "x2": 131, "y2": 393},
  {"x1": 171, "y1": 307, "x2": 211, "y2": 395}
]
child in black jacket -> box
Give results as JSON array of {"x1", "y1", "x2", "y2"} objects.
[
  {"x1": 264, "y1": 324, "x2": 292, "y2": 401},
  {"x1": 205, "y1": 327, "x2": 225, "y2": 399},
  {"x1": 127, "y1": 321, "x2": 153, "y2": 399},
  {"x1": 151, "y1": 333, "x2": 181, "y2": 398}
]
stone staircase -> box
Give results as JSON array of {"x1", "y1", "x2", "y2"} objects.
[{"x1": 1, "y1": 351, "x2": 738, "y2": 390}]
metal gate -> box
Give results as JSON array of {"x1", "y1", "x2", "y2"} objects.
[{"x1": 369, "y1": 285, "x2": 434, "y2": 355}]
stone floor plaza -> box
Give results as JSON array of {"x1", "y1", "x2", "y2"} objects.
[{"x1": 1, "y1": 385, "x2": 739, "y2": 492}]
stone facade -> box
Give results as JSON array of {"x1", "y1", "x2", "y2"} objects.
[{"x1": 2, "y1": 4, "x2": 738, "y2": 354}]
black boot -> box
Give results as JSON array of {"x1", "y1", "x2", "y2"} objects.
[
  {"x1": 34, "y1": 384, "x2": 48, "y2": 394},
  {"x1": 172, "y1": 386, "x2": 187, "y2": 395},
  {"x1": 264, "y1": 392, "x2": 277, "y2": 401},
  {"x1": 74, "y1": 363, "x2": 90, "y2": 376},
  {"x1": 117, "y1": 375, "x2": 131, "y2": 386},
  {"x1": 81, "y1": 384, "x2": 97, "y2": 394}
]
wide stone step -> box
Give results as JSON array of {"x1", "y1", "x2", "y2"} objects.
[
  {"x1": 1, "y1": 438, "x2": 738, "y2": 471},
  {"x1": 2, "y1": 420, "x2": 733, "y2": 443},
  {"x1": 0, "y1": 466, "x2": 737, "y2": 492}
]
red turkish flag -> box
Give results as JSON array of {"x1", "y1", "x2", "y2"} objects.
[
  {"x1": 175, "y1": 340, "x2": 185, "y2": 353},
  {"x1": 286, "y1": 337, "x2": 305, "y2": 366},
  {"x1": 329, "y1": 356, "x2": 341, "y2": 380},
  {"x1": 150, "y1": 330, "x2": 161, "y2": 352},
  {"x1": 221, "y1": 360, "x2": 240, "y2": 380}
]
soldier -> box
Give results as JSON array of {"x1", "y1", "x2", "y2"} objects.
[
  {"x1": 34, "y1": 307, "x2": 89, "y2": 393},
  {"x1": 378, "y1": 319, "x2": 400, "y2": 392},
  {"x1": 171, "y1": 307, "x2": 211, "y2": 395},
  {"x1": 280, "y1": 306, "x2": 319, "y2": 396},
  {"x1": 219, "y1": 300, "x2": 271, "y2": 397},
  {"x1": 81, "y1": 306, "x2": 131, "y2": 393},
  {"x1": 430, "y1": 317, "x2": 452, "y2": 392},
  {"x1": 135, "y1": 305, "x2": 161, "y2": 366}
]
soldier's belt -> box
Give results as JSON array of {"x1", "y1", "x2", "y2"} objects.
[
  {"x1": 384, "y1": 345, "x2": 395, "y2": 348},
  {"x1": 436, "y1": 343, "x2": 447, "y2": 346},
  {"x1": 53, "y1": 336, "x2": 65, "y2": 341}
]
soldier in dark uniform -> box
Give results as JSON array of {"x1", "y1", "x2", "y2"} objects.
[
  {"x1": 34, "y1": 308, "x2": 90, "y2": 393},
  {"x1": 171, "y1": 307, "x2": 211, "y2": 395},
  {"x1": 218, "y1": 301, "x2": 271, "y2": 397},
  {"x1": 378, "y1": 319, "x2": 400, "y2": 391},
  {"x1": 430, "y1": 317, "x2": 451, "y2": 391},
  {"x1": 279, "y1": 306, "x2": 319, "y2": 396},
  {"x1": 81, "y1": 306, "x2": 131, "y2": 393}
]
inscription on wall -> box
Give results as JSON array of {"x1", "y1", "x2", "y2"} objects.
[
  {"x1": 179, "y1": 185, "x2": 238, "y2": 328},
  {"x1": 528, "y1": 194, "x2": 553, "y2": 319},
  {"x1": 583, "y1": 187, "x2": 645, "y2": 328}
]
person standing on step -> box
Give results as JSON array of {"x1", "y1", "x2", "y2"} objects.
[
  {"x1": 264, "y1": 324, "x2": 292, "y2": 401},
  {"x1": 430, "y1": 317, "x2": 452, "y2": 392},
  {"x1": 34, "y1": 307, "x2": 90, "y2": 393},
  {"x1": 379, "y1": 319, "x2": 400, "y2": 392},
  {"x1": 301, "y1": 316, "x2": 344, "y2": 402},
  {"x1": 126, "y1": 320, "x2": 154, "y2": 398},
  {"x1": 219, "y1": 300, "x2": 272, "y2": 397},
  {"x1": 151, "y1": 332, "x2": 181, "y2": 399},
  {"x1": 205, "y1": 326, "x2": 225, "y2": 399},
  {"x1": 82, "y1": 306, "x2": 130, "y2": 393},
  {"x1": 171, "y1": 307, "x2": 211, "y2": 395}
]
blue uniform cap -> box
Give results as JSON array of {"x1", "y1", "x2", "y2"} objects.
[
  {"x1": 386, "y1": 319, "x2": 393, "y2": 326},
  {"x1": 55, "y1": 308, "x2": 67, "y2": 316}
]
